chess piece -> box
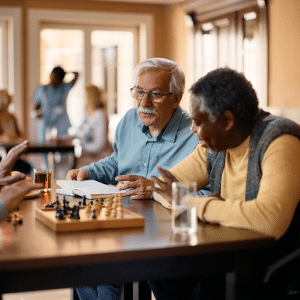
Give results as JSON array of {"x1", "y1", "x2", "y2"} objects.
[
  {"x1": 45, "y1": 202, "x2": 55, "y2": 208},
  {"x1": 56, "y1": 208, "x2": 64, "y2": 220},
  {"x1": 82, "y1": 195, "x2": 87, "y2": 206},
  {"x1": 70, "y1": 205, "x2": 80, "y2": 219},
  {"x1": 11, "y1": 212, "x2": 23, "y2": 224},
  {"x1": 91, "y1": 209, "x2": 97, "y2": 220},
  {"x1": 85, "y1": 202, "x2": 92, "y2": 216}
]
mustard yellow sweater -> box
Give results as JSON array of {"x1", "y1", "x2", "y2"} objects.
[{"x1": 154, "y1": 134, "x2": 300, "y2": 240}]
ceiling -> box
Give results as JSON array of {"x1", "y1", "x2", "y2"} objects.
[{"x1": 90, "y1": 0, "x2": 186, "y2": 4}]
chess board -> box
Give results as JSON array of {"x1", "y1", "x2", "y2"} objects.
[{"x1": 36, "y1": 207, "x2": 145, "y2": 232}]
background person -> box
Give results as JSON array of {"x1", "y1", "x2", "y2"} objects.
[
  {"x1": 0, "y1": 90, "x2": 32, "y2": 175},
  {"x1": 32, "y1": 66, "x2": 79, "y2": 145},
  {"x1": 0, "y1": 89, "x2": 23, "y2": 143},
  {"x1": 149, "y1": 67, "x2": 300, "y2": 300},
  {"x1": 58, "y1": 84, "x2": 112, "y2": 166}
]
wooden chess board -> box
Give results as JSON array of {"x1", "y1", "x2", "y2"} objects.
[{"x1": 36, "y1": 206, "x2": 145, "y2": 232}]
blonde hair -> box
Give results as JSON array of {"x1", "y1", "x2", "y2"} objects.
[
  {"x1": 0, "y1": 90, "x2": 10, "y2": 111},
  {"x1": 84, "y1": 84, "x2": 106, "y2": 109}
]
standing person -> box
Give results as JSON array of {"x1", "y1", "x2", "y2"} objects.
[
  {"x1": 32, "y1": 66, "x2": 79, "y2": 145},
  {"x1": 148, "y1": 67, "x2": 300, "y2": 300},
  {"x1": 67, "y1": 57, "x2": 210, "y2": 300}
]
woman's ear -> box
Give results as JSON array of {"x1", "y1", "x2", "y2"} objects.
[{"x1": 221, "y1": 110, "x2": 235, "y2": 131}]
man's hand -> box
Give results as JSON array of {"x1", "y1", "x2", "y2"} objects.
[
  {"x1": 115, "y1": 175, "x2": 154, "y2": 200},
  {"x1": 1, "y1": 180, "x2": 43, "y2": 213},
  {"x1": 0, "y1": 140, "x2": 29, "y2": 188},
  {"x1": 66, "y1": 168, "x2": 89, "y2": 181},
  {"x1": 148, "y1": 166, "x2": 178, "y2": 203}
]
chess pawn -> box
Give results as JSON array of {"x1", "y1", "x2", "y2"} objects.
[
  {"x1": 91, "y1": 209, "x2": 97, "y2": 220},
  {"x1": 85, "y1": 202, "x2": 92, "y2": 215},
  {"x1": 100, "y1": 207, "x2": 108, "y2": 219},
  {"x1": 116, "y1": 204, "x2": 124, "y2": 219},
  {"x1": 110, "y1": 209, "x2": 117, "y2": 219}
]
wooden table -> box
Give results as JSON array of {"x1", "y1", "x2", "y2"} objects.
[
  {"x1": 0, "y1": 184, "x2": 274, "y2": 300},
  {"x1": 0, "y1": 142, "x2": 77, "y2": 169}
]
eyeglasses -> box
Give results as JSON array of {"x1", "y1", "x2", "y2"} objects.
[{"x1": 130, "y1": 87, "x2": 173, "y2": 103}]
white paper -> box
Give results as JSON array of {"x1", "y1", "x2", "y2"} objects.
[{"x1": 56, "y1": 180, "x2": 124, "y2": 199}]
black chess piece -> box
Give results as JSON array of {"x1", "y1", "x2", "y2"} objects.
[
  {"x1": 70, "y1": 205, "x2": 80, "y2": 219},
  {"x1": 56, "y1": 199, "x2": 60, "y2": 208},
  {"x1": 64, "y1": 200, "x2": 72, "y2": 212},
  {"x1": 82, "y1": 195, "x2": 87, "y2": 206},
  {"x1": 56, "y1": 208, "x2": 64, "y2": 220},
  {"x1": 45, "y1": 202, "x2": 55, "y2": 208}
]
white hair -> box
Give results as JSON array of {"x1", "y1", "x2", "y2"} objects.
[{"x1": 133, "y1": 58, "x2": 185, "y2": 95}]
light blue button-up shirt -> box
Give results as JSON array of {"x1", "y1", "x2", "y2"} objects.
[{"x1": 84, "y1": 106, "x2": 199, "y2": 186}]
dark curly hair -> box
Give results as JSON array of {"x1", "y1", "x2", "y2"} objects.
[
  {"x1": 190, "y1": 68, "x2": 259, "y2": 124},
  {"x1": 51, "y1": 66, "x2": 66, "y2": 81}
]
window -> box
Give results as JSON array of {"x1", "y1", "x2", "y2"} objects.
[
  {"x1": 40, "y1": 25, "x2": 136, "y2": 129},
  {"x1": 28, "y1": 9, "x2": 153, "y2": 142},
  {"x1": 0, "y1": 7, "x2": 23, "y2": 125},
  {"x1": 185, "y1": 1, "x2": 268, "y2": 107}
]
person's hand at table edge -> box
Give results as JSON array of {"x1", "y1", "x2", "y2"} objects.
[{"x1": 1, "y1": 180, "x2": 43, "y2": 213}]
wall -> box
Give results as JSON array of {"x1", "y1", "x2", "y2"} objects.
[{"x1": 268, "y1": 0, "x2": 300, "y2": 108}]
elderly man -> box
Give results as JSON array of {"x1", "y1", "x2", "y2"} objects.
[
  {"x1": 70, "y1": 58, "x2": 210, "y2": 300},
  {"x1": 67, "y1": 57, "x2": 209, "y2": 199},
  {"x1": 149, "y1": 67, "x2": 300, "y2": 299},
  {"x1": 0, "y1": 141, "x2": 42, "y2": 222}
]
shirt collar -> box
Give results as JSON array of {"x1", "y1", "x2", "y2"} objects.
[{"x1": 141, "y1": 106, "x2": 183, "y2": 143}]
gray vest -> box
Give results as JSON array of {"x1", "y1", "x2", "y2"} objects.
[{"x1": 207, "y1": 109, "x2": 300, "y2": 201}]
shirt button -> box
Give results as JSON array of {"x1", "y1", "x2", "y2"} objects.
[{"x1": 144, "y1": 163, "x2": 147, "y2": 167}]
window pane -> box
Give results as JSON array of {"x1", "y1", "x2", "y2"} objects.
[
  {"x1": 243, "y1": 12, "x2": 257, "y2": 88},
  {"x1": 40, "y1": 29, "x2": 85, "y2": 127},
  {"x1": 91, "y1": 30, "x2": 134, "y2": 117},
  {"x1": 0, "y1": 26, "x2": 3, "y2": 88},
  {"x1": 202, "y1": 23, "x2": 214, "y2": 75},
  {"x1": 217, "y1": 21, "x2": 230, "y2": 68}
]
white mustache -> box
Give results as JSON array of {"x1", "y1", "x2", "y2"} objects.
[{"x1": 138, "y1": 107, "x2": 157, "y2": 115}]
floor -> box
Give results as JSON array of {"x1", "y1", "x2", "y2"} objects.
[
  {"x1": 3, "y1": 289, "x2": 72, "y2": 300},
  {"x1": 3, "y1": 288, "x2": 156, "y2": 300}
]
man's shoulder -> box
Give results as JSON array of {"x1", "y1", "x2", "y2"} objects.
[
  {"x1": 119, "y1": 108, "x2": 139, "y2": 122},
  {"x1": 176, "y1": 107, "x2": 193, "y2": 131},
  {"x1": 258, "y1": 113, "x2": 300, "y2": 140},
  {"x1": 116, "y1": 108, "x2": 140, "y2": 130}
]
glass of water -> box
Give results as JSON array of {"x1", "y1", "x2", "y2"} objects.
[{"x1": 172, "y1": 182, "x2": 197, "y2": 235}]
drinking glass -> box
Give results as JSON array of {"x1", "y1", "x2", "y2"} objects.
[
  {"x1": 172, "y1": 182, "x2": 197, "y2": 235},
  {"x1": 34, "y1": 168, "x2": 52, "y2": 192}
]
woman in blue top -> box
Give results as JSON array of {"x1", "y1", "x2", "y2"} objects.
[{"x1": 32, "y1": 66, "x2": 79, "y2": 144}]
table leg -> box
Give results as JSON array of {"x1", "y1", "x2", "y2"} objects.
[{"x1": 226, "y1": 272, "x2": 236, "y2": 300}]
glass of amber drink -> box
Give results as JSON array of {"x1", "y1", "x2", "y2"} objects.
[{"x1": 34, "y1": 169, "x2": 52, "y2": 192}]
